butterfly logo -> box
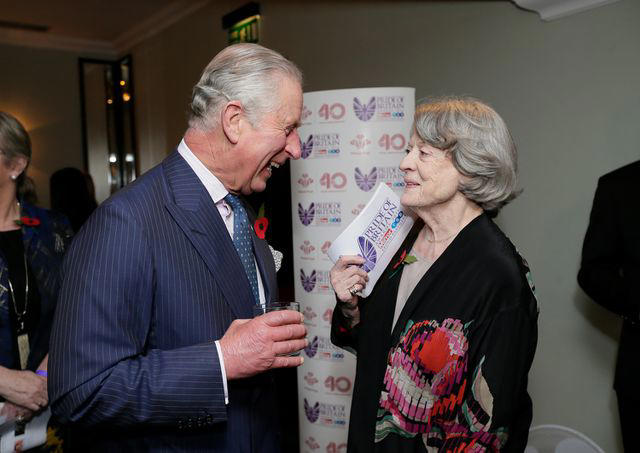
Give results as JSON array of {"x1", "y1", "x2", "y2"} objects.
[
  {"x1": 300, "y1": 135, "x2": 313, "y2": 159},
  {"x1": 304, "y1": 398, "x2": 320, "y2": 423},
  {"x1": 300, "y1": 269, "x2": 317, "y2": 292},
  {"x1": 298, "y1": 202, "x2": 315, "y2": 226},
  {"x1": 353, "y1": 97, "x2": 376, "y2": 121},
  {"x1": 354, "y1": 167, "x2": 378, "y2": 192},
  {"x1": 304, "y1": 335, "x2": 319, "y2": 358},
  {"x1": 357, "y1": 236, "x2": 377, "y2": 272}
]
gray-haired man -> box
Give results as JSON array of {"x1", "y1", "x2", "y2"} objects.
[{"x1": 50, "y1": 44, "x2": 306, "y2": 452}]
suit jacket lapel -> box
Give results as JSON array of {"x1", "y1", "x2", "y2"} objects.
[
  {"x1": 252, "y1": 233, "x2": 276, "y2": 303},
  {"x1": 162, "y1": 151, "x2": 254, "y2": 319}
]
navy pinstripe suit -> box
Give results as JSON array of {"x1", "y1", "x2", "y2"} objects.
[{"x1": 49, "y1": 151, "x2": 281, "y2": 452}]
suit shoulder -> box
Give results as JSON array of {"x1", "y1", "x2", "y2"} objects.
[
  {"x1": 599, "y1": 160, "x2": 640, "y2": 188},
  {"x1": 100, "y1": 162, "x2": 166, "y2": 213}
]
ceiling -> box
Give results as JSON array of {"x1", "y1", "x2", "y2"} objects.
[
  {"x1": 0, "y1": 0, "x2": 621, "y2": 56},
  {"x1": 0, "y1": 0, "x2": 211, "y2": 56}
]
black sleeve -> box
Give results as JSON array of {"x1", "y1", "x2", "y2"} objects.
[
  {"x1": 578, "y1": 178, "x2": 640, "y2": 320},
  {"x1": 456, "y1": 301, "x2": 538, "y2": 452},
  {"x1": 330, "y1": 296, "x2": 362, "y2": 356}
]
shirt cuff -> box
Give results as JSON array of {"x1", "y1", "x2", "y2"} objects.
[{"x1": 214, "y1": 340, "x2": 229, "y2": 405}]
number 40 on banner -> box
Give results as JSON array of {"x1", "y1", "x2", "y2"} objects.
[{"x1": 319, "y1": 103, "x2": 346, "y2": 121}]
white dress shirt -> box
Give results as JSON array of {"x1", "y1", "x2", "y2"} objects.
[{"x1": 178, "y1": 139, "x2": 267, "y2": 404}]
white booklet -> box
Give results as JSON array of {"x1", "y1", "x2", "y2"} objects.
[
  {"x1": 0, "y1": 404, "x2": 50, "y2": 453},
  {"x1": 327, "y1": 184, "x2": 415, "y2": 297}
]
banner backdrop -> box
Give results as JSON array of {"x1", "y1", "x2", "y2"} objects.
[{"x1": 291, "y1": 87, "x2": 415, "y2": 453}]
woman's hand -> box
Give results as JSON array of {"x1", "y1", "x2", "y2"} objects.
[
  {"x1": 330, "y1": 255, "x2": 369, "y2": 305},
  {"x1": 0, "y1": 401, "x2": 34, "y2": 423},
  {"x1": 0, "y1": 367, "x2": 48, "y2": 411}
]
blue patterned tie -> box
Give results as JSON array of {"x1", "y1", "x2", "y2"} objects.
[{"x1": 224, "y1": 194, "x2": 260, "y2": 305}]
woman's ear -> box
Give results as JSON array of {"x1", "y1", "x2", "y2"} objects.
[
  {"x1": 9, "y1": 155, "x2": 28, "y2": 179},
  {"x1": 220, "y1": 101, "x2": 243, "y2": 145}
]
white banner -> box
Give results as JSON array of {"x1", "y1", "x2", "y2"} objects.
[{"x1": 291, "y1": 87, "x2": 415, "y2": 452}]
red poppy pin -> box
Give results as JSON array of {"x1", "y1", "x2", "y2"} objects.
[
  {"x1": 389, "y1": 249, "x2": 417, "y2": 279},
  {"x1": 16, "y1": 216, "x2": 41, "y2": 227},
  {"x1": 253, "y1": 203, "x2": 268, "y2": 240}
]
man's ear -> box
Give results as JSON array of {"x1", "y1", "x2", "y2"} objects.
[{"x1": 220, "y1": 101, "x2": 243, "y2": 144}]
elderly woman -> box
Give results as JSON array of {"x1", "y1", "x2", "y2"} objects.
[
  {"x1": 0, "y1": 112, "x2": 72, "y2": 426},
  {"x1": 330, "y1": 97, "x2": 538, "y2": 452}
]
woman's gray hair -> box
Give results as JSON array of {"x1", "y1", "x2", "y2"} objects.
[
  {"x1": 189, "y1": 43, "x2": 302, "y2": 130},
  {"x1": 0, "y1": 111, "x2": 31, "y2": 190},
  {"x1": 413, "y1": 96, "x2": 520, "y2": 214}
]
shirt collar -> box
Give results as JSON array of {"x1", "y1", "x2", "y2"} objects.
[{"x1": 177, "y1": 139, "x2": 228, "y2": 204}]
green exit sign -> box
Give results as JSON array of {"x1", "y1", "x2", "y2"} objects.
[{"x1": 228, "y1": 15, "x2": 260, "y2": 44}]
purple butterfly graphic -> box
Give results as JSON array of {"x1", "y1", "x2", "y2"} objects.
[
  {"x1": 300, "y1": 135, "x2": 313, "y2": 159},
  {"x1": 304, "y1": 335, "x2": 319, "y2": 358},
  {"x1": 353, "y1": 96, "x2": 376, "y2": 121},
  {"x1": 298, "y1": 202, "x2": 315, "y2": 226},
  {"x1": 300, "y1": 269, "x2": 317, "y2": 292},
  {"x1": 357, "y1": 236, "x2": 377, "y2": 272},
  {"x1": 354, "y1": 167, "x2": 378, "y2": 192},
  {"x1": 304, "y1": 398, "x2": 320, "y2": 423}
]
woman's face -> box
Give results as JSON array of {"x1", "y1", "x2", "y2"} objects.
[{"x1": 399, "y1": 132, "x2": 462, "y2": 210}]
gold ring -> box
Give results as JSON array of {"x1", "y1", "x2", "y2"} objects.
[{"x1": 349, "y1": 285, "x2": 358, "y2": 295}]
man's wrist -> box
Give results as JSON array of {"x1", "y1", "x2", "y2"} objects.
[{"x1": 214, "y1": 341, "x2": 229, "y2": 405}]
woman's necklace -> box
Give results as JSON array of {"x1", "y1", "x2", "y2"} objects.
[
  {"x1": 8, "y1": 253, "x2": 30, "y2": 369},
  {"x1": 424, "y1": 230, "x2": 458, "y2": 243},
  {"x1": 4, "y1": 200, "x2": 31, "y2": 369}
]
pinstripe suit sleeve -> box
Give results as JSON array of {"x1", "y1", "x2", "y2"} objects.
[{"x1": 48, "y1": 200, "x2": 227, "y2": 427}]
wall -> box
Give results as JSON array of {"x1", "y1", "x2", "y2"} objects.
[
  {"x1": 0, "y1": 44, "x2": 88, "y2": 208},
  {"x1": 128, "y1": 1, "x2": 640, "y2": 451},
  {"x1": 131, "y1": 0, "x2": 238, "y2": 173}
]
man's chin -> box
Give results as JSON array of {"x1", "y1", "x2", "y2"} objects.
[{"x1": 249, "y1": 178, "x2": 268, "y2": 194}]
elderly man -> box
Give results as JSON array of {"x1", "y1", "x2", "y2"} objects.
[{"x1": 49, "y1": 44, "x2": 307, "y2": 452}]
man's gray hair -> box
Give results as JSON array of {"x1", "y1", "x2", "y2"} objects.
[
  {"x1": 413, "y1": 96, "x2": 519, "y2": 214},
  {"x1": 189, "y1": 43, "x2": 302, "y2": 129},
  {"x1": 0, "y1": 111, "x2": 31, "y2": 189}
]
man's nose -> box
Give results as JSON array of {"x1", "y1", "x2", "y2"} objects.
[{"x1": 286, "y1": 130, "x2": 302, "y2": 159}]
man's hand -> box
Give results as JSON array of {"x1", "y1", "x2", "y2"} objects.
[
  {"x1": 219, "y1": 310, "x2": 307, "y2": 380},
  {"x1": 0, "y1": 368, "x2": 48, "y2": 411}
]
